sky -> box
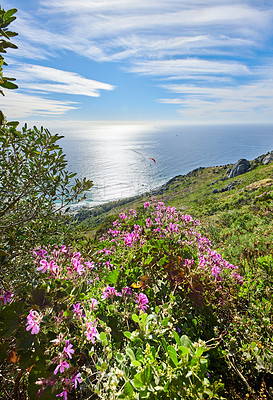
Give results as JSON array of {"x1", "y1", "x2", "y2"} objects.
[{"x1": 2, "y1": 0, "x2": 273, "y2": 127}]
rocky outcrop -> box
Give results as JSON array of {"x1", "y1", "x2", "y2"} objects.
[
  {"x1": 262, "y1": 152, "x2": 273, "y2": 165},
  {"x1": 227, "y1": 159, "x2": 250, "y2": 178},
  {"x1": 213, "y1": 180, "x2": 238, "y2": 194}
]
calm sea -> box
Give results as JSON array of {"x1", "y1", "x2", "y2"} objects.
[{"x1": 60, "y1": 123, "x2": 273, "y2": 207}]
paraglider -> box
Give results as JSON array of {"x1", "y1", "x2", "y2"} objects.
[{"x1": 148, "y1": 157, "x2": 156, "y2": 163}]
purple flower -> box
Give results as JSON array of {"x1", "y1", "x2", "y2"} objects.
[
  {"x1": 122, "y1": 287, "x2": 132, "y2": 297},
  {"x1": 0, "y1": 290, "x2": 14, "y2": 305},
  {"x1": 26, "y1": 309, "x2": 42, "y2": 335},
  {"x1": 211, "y1": 266, "x2": 221, "y2": 278},
  {"x1": 54, "y1": 360, "x2": 70, "y2": 375},
  {"x1": 63, "y1": 340, "x2": 74, "y2": 359},
  {"x1": 72, "y1": 372, "x2": 82, "y2": 389},
  {"x1": 101, "y1": 286, "x2": 122, "y2": 301},
  {"x1": 56, "y1": 390, "x2": 68, "y2": 399},
  {"x1": 144, "y1": 201, "x2": 150, "y2": 209},
  {"x1": 136, "y1": 293, "x2": 149, "y2": 313},
  {"x1": 73, "y1": 303, "x2": 83, "y2": 319}
]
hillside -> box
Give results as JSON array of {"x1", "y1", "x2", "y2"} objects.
[{"x1": 76, "y1": 152, "x2": 273, "y2": 264}]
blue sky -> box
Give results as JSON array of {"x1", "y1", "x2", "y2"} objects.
[{"x1": 2, "y1": 0, "x2": 273, "y2": 127}]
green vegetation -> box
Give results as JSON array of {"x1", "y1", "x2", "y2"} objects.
[{"x1": 0, "y1": 6, "x2": 273, "y2": 400}]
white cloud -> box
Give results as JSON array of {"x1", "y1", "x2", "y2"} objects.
[
  {"x1": 2, "y1": 91, "x2": 77, "y2": 119},
  {"x1": 129, "y1": 59, "x2": 250, "y2": 77},
  {"x1": 15, "y1": 1, "x2": 273, "y2": 62},
  {"x1": 8, "y1": 64, "x2": 115, "y2": 97},
  {"x1": 8, "y1": 1, "x2": 273, "y2": 122},
  {"x1": 158, "y1": 71, "x2": 273, "y2": 123}
]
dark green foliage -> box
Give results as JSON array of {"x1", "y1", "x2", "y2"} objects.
[{"x1": 0, "y1": 6, "x2": 18, "y2": 130}]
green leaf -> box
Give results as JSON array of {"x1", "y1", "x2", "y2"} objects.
[
  {"x1": 180, "y1": 335, "x2": 192, "y2": 349},
  {"x1": 178, "y1": 346, "x2": 190, "y2": 355},
  {"x1": 132, "y1": 314, "x2": 139, "y2": 323},
  {"x1": 134, "y1": 372, "x2": 144, "y2": 388},
  {"x1": 142, "y1": 366, "x2": 152, "y2": 384},
  {"x1": 4, "y1": 9, "x2": 18, "y2": 20},
  {"x1": 161, "y1": 337, "x2": 168, "y2": 352},
  {"x1": 0, "y1": 80, "x2": 18, "y2": 89},
  {"x1": 124, "y1": 381, "x2": 134, "y2": 397},
  {"x1": 100, "y1": 332, "x2": 107, "y2": 341},
  {"x1": 173, "y1": 330, "x2": 181, "y2": 346},
  {"x1": 101, "y1": 361, "x2": 108, "y2": 370},
  {"x1": 116, "y1": 353, "x2": 124, "y2": 363},
  {"x1": 126, "y1": 348, "x2": 135, "y2": 362},
  {"x1": 167, "y1": 345, "x2": 179, "y2": 366},
  {"x1": 124, "y1": 331, "x2": 132, "y2": 339},
  {"x1": 132, "y1": 360, "x2": 141, "y2": 367},
  {"x1": 106, "y1": 269, "x2": 119, "y2": 285},
  {"x1": 195, "y1": 347, "x2": 204, "y2": 358}
]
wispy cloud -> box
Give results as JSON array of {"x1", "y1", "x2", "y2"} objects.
[
  {"x1": 16, "y1": 1, "x2": 272, "y2": 62},
  {"x1": 2, "y1": 91, "x2": 77, "y2": 119},
  {"x1": 129, "y1": 59, "x2": 250, "y2": 77},
  {"x1": 158, "y1": 65, "x2": 273, "y2": 122},
  {"x1": 9, "y1": 64, "x2": 115, "y2": 97},
  {"x1": 8, "y1": 0, "x2": 273, "y2": 122}
]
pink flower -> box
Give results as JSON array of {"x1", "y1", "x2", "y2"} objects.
[
  {"x1": 0, "y1": 290, "x2": 14, "y2": 305},
  {"x1": 73, "y1": 303, "x2": 83, "y2": 319},
  {"x1": 85, "y1": 321, "x2": 99, "y2": 343},
  {"x1": 54, "y1": 360, "x2": 70, "y2": 375},
  {"x1": 119, "y1": 213, "x2": 127, "y2": 220},
  {"x1": 101, "y1": 286, "x2": 122, "y2": 301},
  {"x1": 136, "y1": 293, "x2": 149, "y2": 313},
  {"x1": 145, "y1": 218, "x2": 153, "y2": 228},
  {"x1": 60, "y1": 245, "x2": 69, "y2": 253},
  {"x1": 26, "y1": 309, "x2": 42, "y2": 335},
  {"x1": 51, "y1": 333, "x2": 64, "y2": 345},
  {"x1": 166, "y1": 222, "x2": 180, "y2": 233},
  {"x1": 211, "y1": 266, "x2": 221, "y2": 278},
  {"x1": 33, "y1": 248, "x2": 47, "y2": 258},
  {"x1": 63, "y1": 340, "x2": 74, "y2": 359},
  {"x1": 122, "y1": 287, "x2": 132, "y2": 297},
  {"x1": 144, "y1": 201, "x2": 150, "y2": 209},
  {"x1": 85, "y1": 261, "x2": 94, "y2": 270},
  {"x1": 72, "y1": 258, "x2": 85, "y2": 275},
  {"x1": 232, "y1": 272, "x2": 244, "y2": 284},
  {"x1": 90, "y1": 298, "x2": 99, "y2": 311},
  {"x1": 72, "y1": 372, "x2": 82, "y2": 389},
  {"x1": 49, "y1": 260, "x2": 58, "y2": 273},
  {"x1": 56, "y1": 390, "x2": 68, "y2": 399},
  {"x1": 37, "y1": 259, "x2": 48, "y2": 273}
]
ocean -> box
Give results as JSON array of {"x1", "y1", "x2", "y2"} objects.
[{"x1": 60, "y1": 123, "x2": 273, "y2": 207}]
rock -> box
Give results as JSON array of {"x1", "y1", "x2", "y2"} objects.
[
  {"x1": 212, "y1": 180, "x2": 238, "y2": 194},
  {"x1": 228, "y1": 159, "x2": 250, "y2": 178},
  {"x1": 262, "y1": 152, "x2": 273, "y2": 165}
]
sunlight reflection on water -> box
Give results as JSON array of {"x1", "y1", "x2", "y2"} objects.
[{"x1": 60, "y1": 123, "x2": 273, "y2": 207}]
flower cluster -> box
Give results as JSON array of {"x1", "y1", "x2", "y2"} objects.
[
  {"x1": 0, "y1": 290, "x2": 14, "y2": 306},
  {"x1": 26, "y1": 309, "x2": 42, "y2": 334}
]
